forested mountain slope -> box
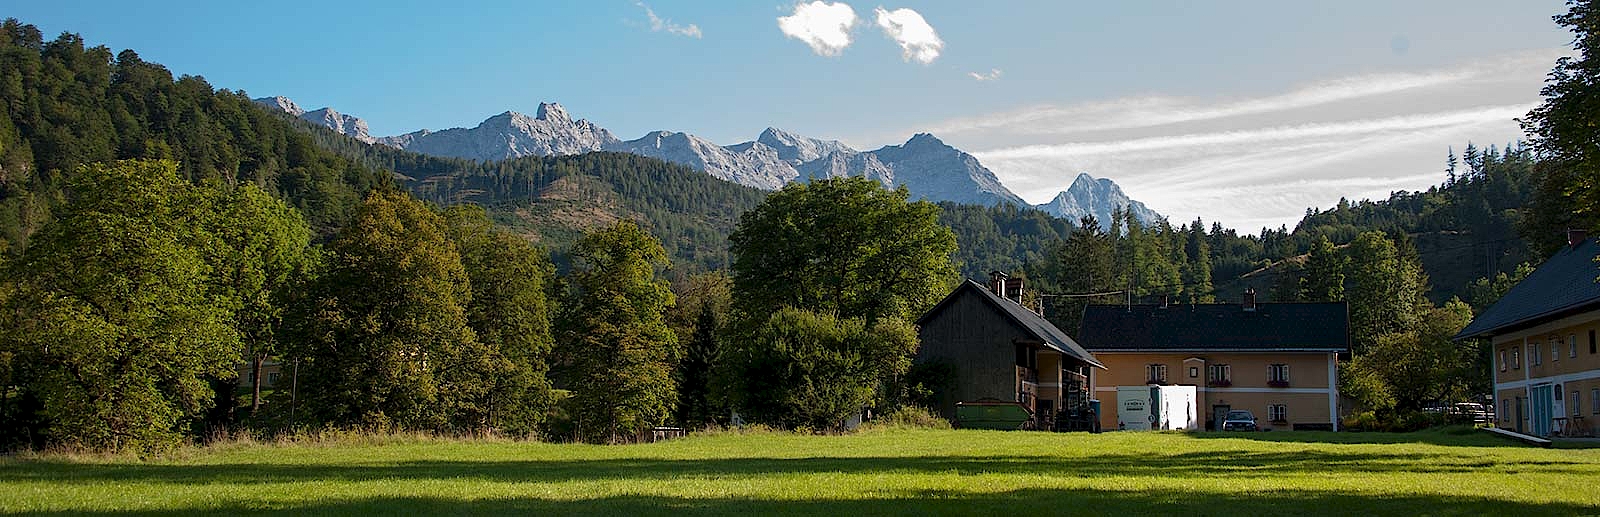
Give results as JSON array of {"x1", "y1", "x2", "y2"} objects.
[
  {"x1": 1214, "y1": 144, "x2": 1540, "y2": 304},
  {"x1": 0, "y1": 21, "x2": 392, "y2": 253}
]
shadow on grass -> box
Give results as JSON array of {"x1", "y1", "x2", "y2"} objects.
[
  {"x1": 2, "y1": 448, "x2": 1592, "y2": 487},
  {"x1": 1188, "y1": 427, "x2": 1520, "y2": 447},
  {"x1": 8, "y1": 487, "x2": 1596, "y2": 516}
]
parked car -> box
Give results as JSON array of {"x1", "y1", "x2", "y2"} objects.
[
  {"x1": 1450, "y1": 402, "x2": 1492, "y2": 424},
  {"x1": 1424, "y1": 402, "x2": 1494, "y2": 424},
  {"x1": 1221, "y1": 410, "x2": 1258, "y2": 431}
]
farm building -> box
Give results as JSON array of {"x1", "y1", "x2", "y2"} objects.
[
  {"x1": 1076, "y1": 291, "x2": 1348, "y2": 432},
  {"x1": 915, "y1": 273, "x2": 1105, "y2": 430},
  {"x1": 1457, "y1": 231, "x2": 1600, "y2": 438}
]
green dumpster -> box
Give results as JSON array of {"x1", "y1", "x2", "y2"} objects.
[{"x1": 955, "y1": 400, "x2": 1031, "y2": 430}]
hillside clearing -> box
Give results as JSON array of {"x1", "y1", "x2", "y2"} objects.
[{"x1": 1, "y1": 428, "x2": 1595, "y2": 515}]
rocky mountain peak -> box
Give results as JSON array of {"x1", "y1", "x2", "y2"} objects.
[
  {"x1": 904, "y1": 132, "x2": 947, "y2": 147},
  {"x1": 253, "y1": 97, "x2": 374, "y2": 143},
  {"x1": 255, "y1": 96, "x2": 305, "y2": 117},
  {"x1": 756, "y1": 127, "x2": 856, "y2": 165},
  {"x1": 536, "y1": 102, "x2": 571, "y2": 123},
  {"x1": 1038, "y1": 172, "x2": 1162, "y2": 228}
]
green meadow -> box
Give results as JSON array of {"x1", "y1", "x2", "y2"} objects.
[{"x1": 1, "y1": 428, "x2": 1596, "y2": 516}]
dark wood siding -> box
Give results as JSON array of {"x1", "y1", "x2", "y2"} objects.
[{"x1": 916, "y1": 290, "x2": 1035, "y2": 419}]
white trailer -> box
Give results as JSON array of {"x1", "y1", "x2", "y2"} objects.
[{"x1": 1116, "y1": 385, "x2": 1199, "y2": 431}]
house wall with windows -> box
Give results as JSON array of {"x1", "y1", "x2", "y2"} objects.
[
  {"x1": 1488, "y1": 313, "x2": 1600, "y2": 436},
  {"x1": 1077, "y1": 297, "x2": 1349, "y2": 432},
  {"x1": 1089, "y1": 351, "x2": 1338, "y2": 431},
  {"x1": 1461, "y1": 235, "x2": 1600, "y2": 438}
]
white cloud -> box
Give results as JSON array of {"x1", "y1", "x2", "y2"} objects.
[
  {"x1": 637, "y1": 2, "x2": 702, "y2": 38},
  {"x1": 980, "y1": 105, "x2": 1532, "y2": 161},
  {"x1": 969, "y1": 68, "x2": 1002, "y2": 81},
  {"x1": 910, "y1": 49, "x2": 1565, "y2": 232},
  {"x1": 778, "y1": 1, "x2": 858, "y2": 57},
  {"x1": 874, "y1": 7, "x2": 942, "y2": 64},
  {"x1": 929, "y1": 49, "x2": 1562, "y2": 138}
]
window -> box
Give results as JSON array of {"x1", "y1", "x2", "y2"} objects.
[
  {"x1": 1208, "y1": 364, "x2": 1231, "y2": 385},
  {"x1": 1188, "y1": 366, "x2": 1199, "y2": 379},
  {"x1": 1574, "y1": 391, "x2": 1583, "y2": 417},
  {"x1": 1512, "y1": 348, "x2": 1520, "y2": 369},
  {"x1": 1571, "y1": 335, "x2": 1579, "y2": 358},
  {"x1": 1593, "y1": 389, "x2": 1599, "y2": 414},
  {"x1": 267, "y1": 372, "x2": 280, "y2": 386},
  {"x1": 1268, "y1": 364, "x2": 1290, "y2": 386},
  {"x1": 1146, "y1": 364, "x2": 1168, "y2": 384},
  {"x1": 1533, "y1": 344, "x2": 1541, "y2": 366},
  {"x1": 1500, "y1": 399, "x2": 1509, "y2": 422},
  {"x1": 1590, "y1": 330, "x2": 1596, "y2": 354},
  {"x1": 1556, "y1": 386, "x2": 1563, "y2": 401},
  {"x1": 1499, "y1": 350, "x2": 1507, "y2": 372},
  {"x1": 1268, "y1": 404, "x2": 1287, "y2": 422},
  {"x1": 1552, "y1": 339, "x2": 1560, "y2": 361}
]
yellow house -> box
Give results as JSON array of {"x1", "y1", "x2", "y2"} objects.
[
  {"x1": 1456, "y1": 232, "x2": 1600, "y2": 438},
  {"x1": 1077, "y1": 292, "x2": 1348, "y2": 431}
]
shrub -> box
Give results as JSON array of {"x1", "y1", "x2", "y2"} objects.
[
  {"x1": 1342, "y1": 410, "x2": 1449, "y2": 432},
  {"x1": 861, "y1": 406, "x2": 951, "y2": 431}
]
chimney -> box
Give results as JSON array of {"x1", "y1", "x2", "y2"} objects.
[
  {"x1": 1243, "y1": 288, "x2": 1257, "y2": 312},
  {"x1": 988, "y1": 271, "x2": 1009, "y2": 300},
  {"x1": 1004, "y1": 277, "x2": 1025, "y2": 304},
  {"x1": 1570, "y1": 229, "x2": 1589, "y2": 249}
]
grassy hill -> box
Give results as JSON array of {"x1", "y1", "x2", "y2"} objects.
[{"x1": 2, "y1": 428, "x2": 1595, "y2": 515}]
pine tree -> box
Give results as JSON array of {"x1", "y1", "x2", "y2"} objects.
[
  {"x1": 1183, "y1": 218, "x2": 1214, "y2": 303},
  {"x1": 1299, "y1": 236, "x2": 1347, "y2": 302}
]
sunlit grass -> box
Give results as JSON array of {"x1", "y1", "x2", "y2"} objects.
[{"x1": 1, "y1": 427, "x2": 1595, "y2": 515}]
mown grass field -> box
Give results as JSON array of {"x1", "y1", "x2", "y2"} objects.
[{"x1": 1, "y1": 427, "x2": 1596, "y2": 516}]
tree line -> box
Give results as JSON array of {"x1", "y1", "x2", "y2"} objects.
[
  {"x1": 0, "y1": 163, "x2": 954, "y2": 450},
  {"x1": 7, "y1": 0, "x2": 1600, "y2": 449}
]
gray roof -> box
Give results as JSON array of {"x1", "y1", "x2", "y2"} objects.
[
  {"x1": 1456, "y1": 238, "x2": 1600, "y2": 339},
  {"x1": 1078, "y1": 302, "x2": 1349, "y2": 352},
  {"x1": 917, "y1": 280, "x2": 1105, "y2": 368}
]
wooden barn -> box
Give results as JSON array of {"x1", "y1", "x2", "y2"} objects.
[{"x1": 915, "y1": 272, "x2": 1105, "y2": 430}]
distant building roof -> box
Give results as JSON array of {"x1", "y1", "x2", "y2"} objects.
[
  {"x1": 917, "y1": 280, "x2": 1105, "y2": 368},
  {"x1": 1077, "y1": 302, "x2": 1349, "y2": 352},
  {"x1": 1456, "y1": 238, "x2": 1600, "y2": 340}
]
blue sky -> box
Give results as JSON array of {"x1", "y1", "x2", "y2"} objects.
[{"x1": 11, "y1": 1, "x2": 1575, "y2": 230}]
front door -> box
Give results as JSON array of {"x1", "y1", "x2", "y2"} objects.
[
  {"x1": 1212, "y1": 404, "x2": 1230, "y2": 431},
  {"x1": 1515, "y1": 397, "x2": 1525, "y2": 434},
  {"x1": 1530, "y1": 384, "x2": 1554, "y2": 437}
]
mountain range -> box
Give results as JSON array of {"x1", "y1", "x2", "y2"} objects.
[{"x1": 253, "y1": 97, "x2": 1160, "y2": 225}]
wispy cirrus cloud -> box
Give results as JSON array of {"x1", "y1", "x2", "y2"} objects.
[
  {"x1": 969, "y1": 68, "x2": 1002, "y2": 81},
  {"x1": 925, "y1": 49, "x2": 1565, "y2": 232},
  {"x1": 874, "y1": 7, "x2": 942, "y2": 64},
  {"x1": 778, "y1": 1, "x2": 858, "y2": 57},
  {"x1": 635, "y1": 2, "x2": 702, "y2": 39}
]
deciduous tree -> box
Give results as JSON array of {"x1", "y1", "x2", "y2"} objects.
[
  {"x1": 558, "y1": 220, "x2": 677, "y2": 443},
  {"x1": 297, "y1": 191, "x2": 477, "y2": 431},
  {"x1": 1, "y1": 160, "x2": 238, "y2": 451},
  {"x1": 728, "y1": 177, "x2": 957, "y2": 325},
  {"x1": 719, "y1": 308, "x2": 918, "y2": 431}
]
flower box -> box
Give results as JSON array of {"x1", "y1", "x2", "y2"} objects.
[
  {"x1": 1207, "y1": 380, "x2": 1232, "y2": 387},
  {"x1": 1268, "y1": 380, "x2": 1290, "y2": 388}
]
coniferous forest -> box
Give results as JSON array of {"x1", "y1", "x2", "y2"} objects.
[{"x1": 2, "y1": 0, "x2": 1599, "y2": 451}]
